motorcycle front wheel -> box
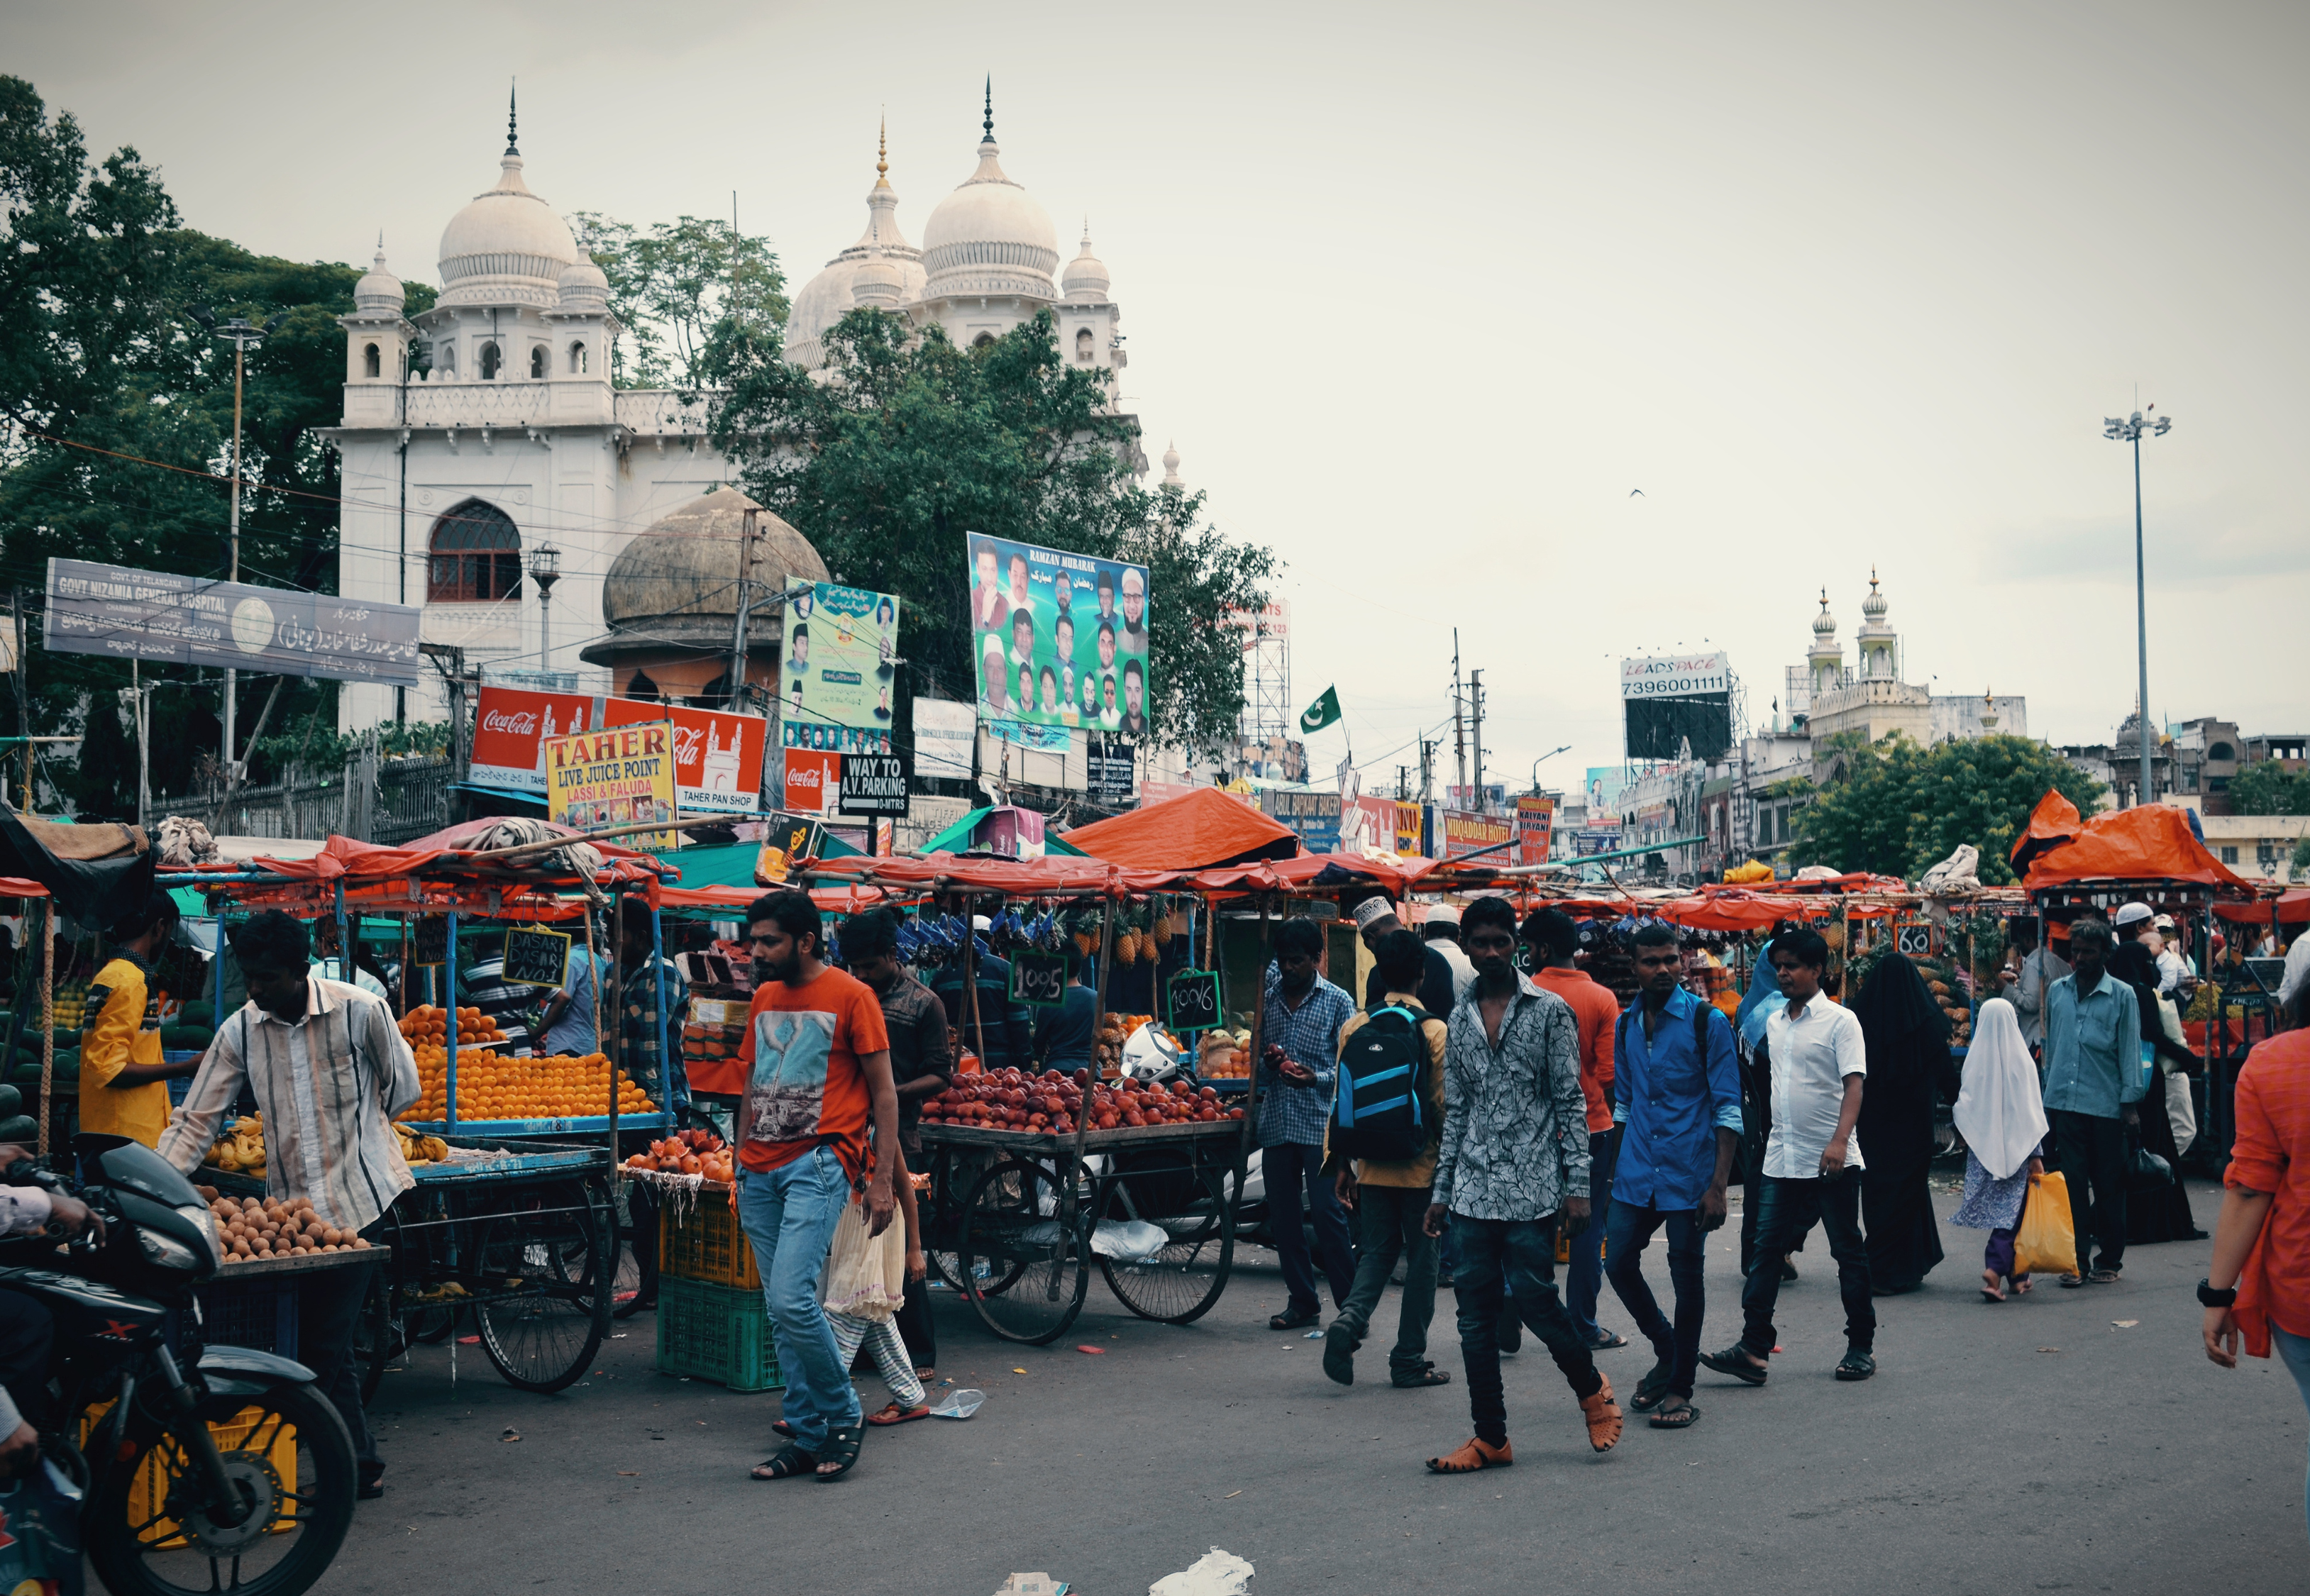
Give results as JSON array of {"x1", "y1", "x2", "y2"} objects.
[{"x1": 87, "y1": 1379, "x2": 358, "y2": 1596}]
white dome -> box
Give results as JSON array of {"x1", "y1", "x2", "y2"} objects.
[
  {"x1": 437, "y1": 147, "x2": 580, "y2": 310},
  {"x1": 1060, "y1": 224, "x2": 1109, "y2": 300},
  {"x1": 1812, "y1": 589, "x2": 1838, "y2": 638},
  {"x1": 853, "y1": 249, "x2": 905, "y2": 308},
  {"x1": 786, "y1": 138, "x2": 927, "y2": 370},
  {"x1": 919, "y1": 135, "x2": 1057, "y2": 304},
  {"x1": 1861, "y1": 570, "x2": 1889, "y2": 620},
  {"x1": 353, "y1": 242, "x2": 404, "y2": 315},
  {"x1": 556, "y1": 256, "x2": 609, "y2": 313}
]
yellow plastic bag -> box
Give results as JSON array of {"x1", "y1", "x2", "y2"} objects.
[{"x1": 2012, "y1": 1171, "x2": 2079, "y2": 1278}]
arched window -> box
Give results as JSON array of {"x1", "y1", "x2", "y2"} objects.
[
  {"x1": 363, "y1": 342, "x2": 381, "y2": 378},
  {"x1": 480, "y1": 342, "x2": 502, "y2": 380},
  {"x1": 426, "y1": 499, "x2": 523, "y2": 603},
  {"x1": 626, "y1": 669, "x2": 661, "y2": 700},
  {"x1": 2209, "y1": 741, "x2": 2236, "y2": 761},
  {"x1": 569, "y1": 340, "x2": 588, "y2": 375},
  {"x1": 436, "y1": 343, "x2": 455, "y2": 375},
  {"x1": 971, "y1": 333, "x2": 995, "y2": 350},
  {"x1": 529, "y1": 345, "x2": 547, "y2": 379},
  {"x1": 1075, "y1": 328, "x2": 1095, "y2": 364}
]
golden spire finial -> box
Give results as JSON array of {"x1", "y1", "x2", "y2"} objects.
[{"x1": 878, "y1": 113, "x2": 888, "y2": 178}]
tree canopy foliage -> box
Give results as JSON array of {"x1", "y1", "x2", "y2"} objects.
[
  {"x1": 1791, "y1": 732, "x2": 2106, "y2": 885},
  {"x1": 2229, "y1": 759, "x2": 2310, "y2": 817},
  {"x1": 571, "y1": 214, "x2": 783, "y2": 391},
  {"x1": 706, "y1": 306, "x2": 1276, "y2": 755}
]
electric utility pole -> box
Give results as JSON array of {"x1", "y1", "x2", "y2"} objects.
[
  {"x1": 192, "y1": 309, "x2": 281, "y2": 797},
  {"x1": 1451, "y1": 630, "x2": 1468, "y2": 804},
  {"x1": 1469, "y1": 668, "x2": 1487, "y2": 812}
]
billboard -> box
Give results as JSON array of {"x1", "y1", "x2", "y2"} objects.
[
  {"x1": 1515, "y1": 795, "x2": 1557, "y2": 867},
  {"x1": 543, "y1": 721, "x2": 678, "y2": 851},
  {"x1": 966, "y1": 534, "x2": 1149, "y2": 736},
  {"x1": 912, "y1": 696, "x2": 976, "y2": 781},
  {"x1": 1441, "y1": 809, "x2": 1513, "y2": 860},
  {"x1": 45, "y1": 558, "x2": 421, "y2": 686},
  {"x1": 781, "y1": 582, "x2": 899, "y2": 730},
  {"x1": 780, "y1": 720, "x2": 893, "y2": 757},
  {"x1": 781, "y1": 748, "x2": 839, "y2": 813},
  {"x1": 1086, "y1": 736, "x2": 1137, "y2": 807},
  {"x1": 471, "y1": 687, "x2": 765, "y2": 812},
  {"x1": 1261, "y1": 788, "x2": 1341, "y2": 853},
  {"x1": 1395, "y1": 800, "x2": 1427, "y2": 858},
  {"x1": 1620, "y1": 652, "x2": 1732, "y2": 763}
]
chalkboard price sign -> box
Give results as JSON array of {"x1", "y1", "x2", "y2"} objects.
[
  {"x1": 412, "y1": 916, "x2": 448, "y2": 968},
  {"x1": 503, "y1": 927, "x2": 574, "y2": 990},
  {"x1": 1895, "y1": 924, "x2": 1934, "y2": 958},
  {"x1": 1010, "y1": 949, "x2": 1071, "y2": 1009},
  {"x1": 1166, "y1": 968, "x2": 1224, "y2": 1035}
]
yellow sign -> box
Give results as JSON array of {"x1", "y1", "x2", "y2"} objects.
[{"x1": 543, "y1": 721, "x2": 679, "y2": 852}]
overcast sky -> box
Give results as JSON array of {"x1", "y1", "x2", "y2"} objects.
[{"x1": 11, "y1": 0, "x2": 2306, "y2": 797}]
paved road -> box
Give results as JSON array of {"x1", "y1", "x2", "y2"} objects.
[{"x1": 324, "y1": 1180, "x2": 2301, "y2": 1596}]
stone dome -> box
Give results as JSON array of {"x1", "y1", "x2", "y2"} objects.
[
  {"x1": 1060, "y1": 224, "x2": 1110, "y2": 301},
  {"x1": 556, "y1": 256, "x2": 610, "y2": 314},
  {"x1": 919, "y1": 99, "x2": 1058, "y2": 304},
  {"x1": 584, "y1": 489, "x2": 829, "y2": 660},
  {"x1": 437, "y1": 141, "x2": 581, "y2": 311},
  {"x1": 353, "y1": 243, "x2": 404, "y2": 315}
]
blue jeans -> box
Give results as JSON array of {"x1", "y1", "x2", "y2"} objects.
[
  {"x1": 1566, "y1": 1127, "x2": 1620, "y2": 1339},
  {"x1": 1450, "y1": 1214, "x2": 1601, "y2": 1447},
  {"x1": 1603, "y1": 1200, "x2": 1706, "y2": 1397},
  {"x1": 2278, "y1": 1326, "x2": 2310, "y2": 1546},
  {"x1": 1263, "y1": 1141, "x2": 1356, "y2": 1315},
  {"x1": 735, "y1": 1146, "x2": 859, "y2": 1451}
]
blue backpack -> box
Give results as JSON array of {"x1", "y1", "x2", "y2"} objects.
[{"x1": 1332, "y1": 1003, "x2": 1433, "y2": 1163}]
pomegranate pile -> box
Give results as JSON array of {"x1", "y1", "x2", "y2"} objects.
[{"x1": 923, "y1": 1067, "x2": 1244, "y2": 1136}]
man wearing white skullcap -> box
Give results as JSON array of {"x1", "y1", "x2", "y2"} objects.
[{"x1": 1350, "y1": 894, "x2": 1458, "y2": 1019}]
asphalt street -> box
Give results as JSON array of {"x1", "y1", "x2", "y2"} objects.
[{"x1": 319, "y1": 1178, "x2": 2302, "y2": 1596}]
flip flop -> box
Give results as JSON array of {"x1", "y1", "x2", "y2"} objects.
[
  {"x1": 1582, "y1": 1329, "x2": 1630, "y2": 1351},
  {"x1": 866, "y1": 1402, "x2": 929, "y2": 1426},
  {"x1": 1628, "y1": 1360, "x2": 1674, "y2": 1412},
  {"x1": 1647, "y1": 1402, "x2": 1701, "y2": 1430}
]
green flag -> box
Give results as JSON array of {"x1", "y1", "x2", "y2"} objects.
[{"x1": 1299, "y1": 685, "x2": 1342, "y2": 734}]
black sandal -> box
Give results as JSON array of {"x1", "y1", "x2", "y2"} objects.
[
  {"x1": 1698, "y1": 1344, "x2": 1769, "y2": 1386},
  {"x1": 1391, "y1": 1362, "x2": 1451, "y2": 1388},
  {"x1": 1629, "y1": 1359, "x2": 1674, "y2": 1412},
  {"x1": 751, "y1": 1443, "x2": 816, "y2": 1480},
  {"x1": 1271, "y1": 1306, "x2": 1320, "y2": 1331},
  {"x1": 814, "y1": 1423, "x2": 866, "y2": 1481},
  {"x1": 1648, "y1": 1401, "x2": 1701, "y2": 1430}
]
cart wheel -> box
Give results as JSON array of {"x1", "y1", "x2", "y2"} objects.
[
  {"x1": 958, "y1": 1157, "x2": 1090, "y2": 1346},
  {"x1": 471, "y1": 1187, "x2": 609, "y2": 1393},
  {"x1": 1097, "y1": 1154, "x2": 1235, "y2": 1324},
  {"x1": 924, "y1": 1147, "x2": 989, "y2": 1292}
]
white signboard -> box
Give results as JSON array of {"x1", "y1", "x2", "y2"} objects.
[
  {"x1": 1620, "y1": 651, "x2": 1730, "y2": 700},
  {"x1": 912, "y1": 695, "x2": 977, "y2": 780}
]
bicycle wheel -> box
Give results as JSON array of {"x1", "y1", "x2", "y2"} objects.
[
  {"x1": 959, "y1": 1156, "x2": 1090, "y2": 1346},
  {"x1": 472, "y1": 1186, "x2": 608, "y2": 1392},
  {"x1": 1098, "y1": 1153, "x2": 1234, "y2": 1324}
]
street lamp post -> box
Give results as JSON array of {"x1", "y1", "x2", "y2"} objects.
[
  {"x1": 2104, "y1": 406, "x2": 2172, "y2": 807},
  {"x1": 1529, "y1": 743, "x2": 1571, "y2": 794},
  {"x1": 190, "y1": 309, "x2": 283, "y2": 796},
  {"x1": 529, "y1": 543, "x2": 562, "y2": 677}
]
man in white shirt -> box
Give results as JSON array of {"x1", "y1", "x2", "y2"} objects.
[
  {"x1": 1997, "y1": 917, "x2": 2069, "y2": 1053},
  {"x1": 1701, "y1": 926, "x2": 1877, "y2": 1385}
]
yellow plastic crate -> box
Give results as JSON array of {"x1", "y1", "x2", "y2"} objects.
[
  {"x1": 83, "y1": 1401, "x2": 299, "y2": 1548},
  {"x1": 658, "y1": 1193, "x2": 759, "y2": 1292}
]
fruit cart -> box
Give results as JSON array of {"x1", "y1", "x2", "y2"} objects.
[{"x1": 162, "y1": 823, "x2": 690, "y2": 1395}]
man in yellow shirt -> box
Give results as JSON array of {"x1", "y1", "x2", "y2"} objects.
[
  {"x1": 80, "y1": 890, "x2": 197, "y2": 1146},
  {"x1": 1322, "y1": 929, "x2": 1452, "y2": 1390}
]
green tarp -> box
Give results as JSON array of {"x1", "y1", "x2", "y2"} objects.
[{"x1": 918, "y1": 807, "x2": 1087, "y2": 857}]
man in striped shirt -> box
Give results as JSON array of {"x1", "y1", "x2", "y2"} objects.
[{"x1": 160, "y1": 911, "x2": 420, "y2": 1502}]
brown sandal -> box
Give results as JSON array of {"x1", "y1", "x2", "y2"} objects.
[
  {"x1": 1425, "y1": 1436, "x2": 1513, "y2": 1473},
  {"x1": 866, "y1": 1401, "x2": 929, "y2": 1426},
  {"x1": 1581, "y1": 1374, "x2": 1623, "y2": 1453}
]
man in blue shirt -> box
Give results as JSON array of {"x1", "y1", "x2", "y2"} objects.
[
  {"x1": 1258, "y1": 917, "x2": 1358, "y2": 1331},
  {"x1": 2041, "y1": 917, "x2": 2145, "y2": 1286},
  {"x1": 929, "y1": 918, "x2": 1035, "y2": 1071},
  {"x1": 1604, "y1": 924, "x2": 1742, "y2": 1429}
]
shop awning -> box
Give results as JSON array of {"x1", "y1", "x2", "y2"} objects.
[
  {"x1": 2021, "y1": 803, "x2": 2249, "y2": 891},
  {"x1": 2008, "y1": 788, "x2": 2084, "y2": 875},
  {"x1": 1061, "y1": 787, "x2": 1298, "y2": 869},
  {"x1": 2213, "y1": 889, "x2": 2310, "y2": 926}
]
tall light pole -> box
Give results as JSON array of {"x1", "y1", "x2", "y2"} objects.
[
  {"x1": 529, "y1": 542, "x2": 561, "y2": 677},
  {"x1": 191, "y1": 308, "x2": 282, "y2": 793},
  {"x1": 1530, "y1": 744, "x2": 1571, "y2": 793},
  {"x1": 2104, "y1": 405, "x2": 2172, "y2": 807}
]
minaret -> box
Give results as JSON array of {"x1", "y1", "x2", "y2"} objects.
[
  {"x1": 1855, "y1": 567, "x2": 1897, "y2": 680},
  {"x1": 1807, "y1": 589, "x2": 1844, "y2": 695},
  {"x1": 1161, "y1": 440, "x2": 1182, "y2": 487}
]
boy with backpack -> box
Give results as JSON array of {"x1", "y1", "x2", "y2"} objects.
[{"x1": 1323, "y1": 929, "x2": 1452, "y2": 1388}]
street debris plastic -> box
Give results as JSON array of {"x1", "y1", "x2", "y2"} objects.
[
  {"x1": 1090, "y1": 1218, "x2": 1169, "y2": 1261},
  {"x1": 993, "y1": 1576, "x2": 1066, "y2": 1595},
  {"x1": 930, "y1": 1387, "x2": 986, "y2": 1419},
  {"x1": 1150, "y1": 1547, "x2": 1254, "y2": 1596}
]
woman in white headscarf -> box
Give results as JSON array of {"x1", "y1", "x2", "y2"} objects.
[{"x1": 1950, "y1": 997, "x2": 2051, "y2": 1302}]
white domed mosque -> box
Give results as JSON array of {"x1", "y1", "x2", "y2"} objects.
[{"x1": 332, "y1": 83, "x2": 1150, "y2": 733}]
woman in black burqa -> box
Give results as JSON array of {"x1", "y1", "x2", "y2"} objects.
[
  {"x1": 2106, "y1": 939, "x2": 2203, "y2": 1243},
  {"x1": 1852, "y1": 952, "x2": 1960, "y2": 1295}
]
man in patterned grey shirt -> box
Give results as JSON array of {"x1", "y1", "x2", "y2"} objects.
[{"x1": 1422, "y1": 897, "x2": 1623, "y2": 1472}]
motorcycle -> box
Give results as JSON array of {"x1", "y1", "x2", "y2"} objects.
[{"x1": 0, "y1": 1134, "x2": 356, "y2": 1596}]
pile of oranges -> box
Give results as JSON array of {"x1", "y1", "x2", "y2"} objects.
[
  {"x1": 397, "y1": 1048, "x2": 656, "y2": 1125},
  {"x1": 398, "y1": 1004, "x2": 508, "y2": 1058}
]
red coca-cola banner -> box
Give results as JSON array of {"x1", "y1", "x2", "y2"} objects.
[
  {"x1": 780, "y1": 748, "x2": 839, "y2": 813},
  {"x1": 469, "y1": 687, "x2": 768, "y2": 813}
]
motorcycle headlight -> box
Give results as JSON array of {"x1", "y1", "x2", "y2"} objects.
[
  {"x1": 172, "y1": 1203, "x2": 223, "y2": 1265},
  {"x1": 138, "y1": 1228, "x2": 203, "y2": 1270}
]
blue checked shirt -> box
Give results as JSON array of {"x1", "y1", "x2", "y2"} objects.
[{"x1": 1256, "y1": 965, "x2": 1356, "y2": 1148}]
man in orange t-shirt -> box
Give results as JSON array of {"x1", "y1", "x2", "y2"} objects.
[
  {"x1": 2202, "y1": 951, "x2": 2310, "y2": 1544},
  {"x1": 1525, "y1": 909, "x2": 1628, "y2": 1352},
  {"x1": 734, "y1": 890, "x2": 897, "y2": 1484}
]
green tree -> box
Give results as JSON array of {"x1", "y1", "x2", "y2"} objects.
[
  {"x1": 705, "y1": 306, "x2": 1276, "y2": 753},
  {"x1": 571, "y1": 214, "x2": 783, "y2": 391},
  {"x1": 1791, "y1": 732, "x2": 2106, "y2": 885},
  {"x1": 2230, "y1": 760, "x2": 2310, "y2": 816},
  {"x1": 2291, "y1": 834, "x2": 2310, "y2": 879}
]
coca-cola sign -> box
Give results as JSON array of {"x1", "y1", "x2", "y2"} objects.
[
  {"x1": 783, "y1": 748, "x2": 839, "y2": 813},
  {"x1": 468, "y1": 686, "x2": 766, "y2": 811}
]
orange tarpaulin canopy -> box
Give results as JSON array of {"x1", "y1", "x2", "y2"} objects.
[
  {"x1": 2214, "y1": 890, "x2": 2310, "y2": 926},
  {"x1": 2021, "y1": 804, "x2": 2249, "y2": 891},
  {"x1": 2009, "y1": 788, "x2": 2084, "y2": 875},
  {"x1": 1061, "y1": 787, "x2": 1299, "y2": 870}
]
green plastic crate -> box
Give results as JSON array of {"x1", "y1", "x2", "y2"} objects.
[{"x1": 656, "y1": 1277, "x2": 781, "y2": 1392}]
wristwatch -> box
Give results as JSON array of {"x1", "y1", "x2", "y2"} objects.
[{"x1": 2196, "y1": 1278, "x2": 2238, "y2": 1309}]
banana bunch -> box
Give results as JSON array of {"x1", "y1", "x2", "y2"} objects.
[
  {"x1": 394, "y1": 1122, "x2": 448, "y2": 1166},
  {"x1": 206, "y1": 1113, "x2": 266, "y2": 1177}
]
